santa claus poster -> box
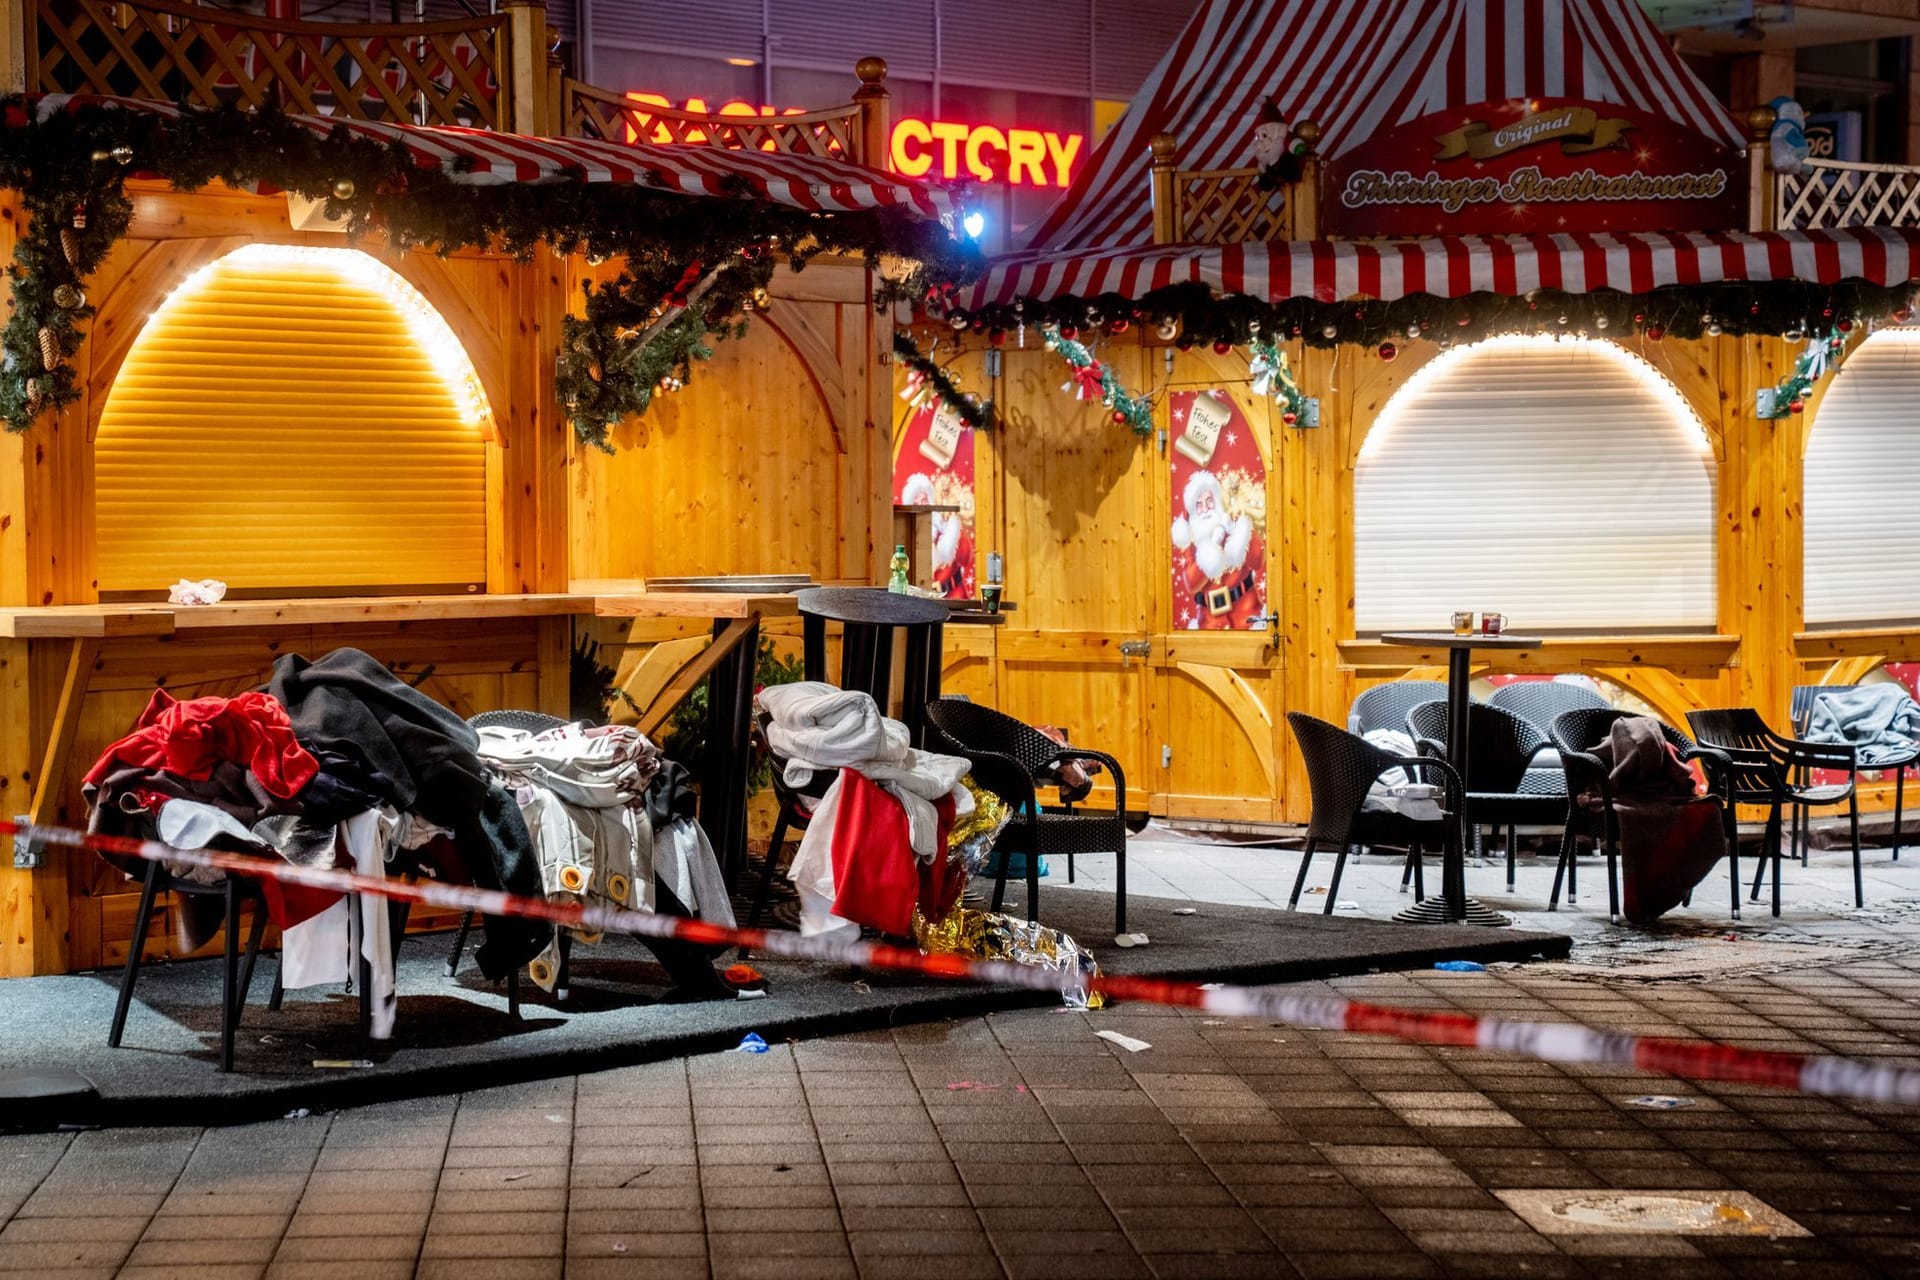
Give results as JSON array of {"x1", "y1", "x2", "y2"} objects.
[
  {"x1": 892, "y1": 398, "x2": 977, "y2": 599},
  {"x1": 1169, "y1": 390, "x2": 1267, "y2": 631}
]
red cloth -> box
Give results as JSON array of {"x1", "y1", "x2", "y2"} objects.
[
  {"x1": 828, "y1": 768, "x2": 955, "y2": 936},
  {"x1": 83, "y1": 689, "x2": 319, "y2": 798}
]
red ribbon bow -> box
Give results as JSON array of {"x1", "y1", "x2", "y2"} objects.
[
  {"x1": 666, "y1": 261, "x2": 703, "y2": 306},
  {"x1": 1071, "y1": 361, "x2": 1105, "y2": 400}
]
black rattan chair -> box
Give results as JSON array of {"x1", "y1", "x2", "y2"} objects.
[
  {"x1": 1687, "y1": 707, "x2": 1860, "y2": 915},
  {"x1": 923, "y1": 698, "x2": 1129, "y2": 935},
  {"x1": 1407, "y1": 699, "x2": 1566, "y2": 893},
  {"x1": 748, "y1": 588, "x2": 951, "y2": 934},
  {"x1": 1793, "y1": 683, "x2": 1917, "y2": 863},
  {"x1": 1285, "y1": 712, "x2": 1462, "y2": 913},
  {"x1": 1349, "y1": 679, "x2": 1448, "y2": 737},
  {"x1": 1550, "y1": 708, "x2": 1740, "y2": 921}
]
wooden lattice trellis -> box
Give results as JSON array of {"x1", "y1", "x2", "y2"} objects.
[
  {"x1": 1174, "y1": 168, "x2": 1294, "y2": 244},
  {"x1": 1777, "y1": 158, "x2": 1920, "y2": 231},
  {"x1": 564, "y1": 78, "x2": 865, "y2": 162},
  {"x1": 30, "y1": 0, "x2": 505, "y2": 128}
]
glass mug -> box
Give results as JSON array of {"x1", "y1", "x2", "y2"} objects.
[
  {"x1": 1450, "y1": 611, "x2": 1475, "y2": 635},
  {"x1": 1480, "y1": 612, "x2": 1507, "y2": 636}
]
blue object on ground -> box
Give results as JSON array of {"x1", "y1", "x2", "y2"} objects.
[
  {"x1": 733, "y1": 1033, "x2": 769, "y2": 1054},
  {"x1": 998, "y1": 853, "x2": 1050, "y2": 878},
  {"x1": 1433, "y1": 960, "x2": 1486, "y2": 972}
]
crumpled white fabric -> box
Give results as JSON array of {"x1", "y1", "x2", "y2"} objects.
[
  {"x1": 279, "y1": 809, "x2": 398, "y2": 1039},
  {"x1": 760, "y1": 684, "x2": 971, "y2": 938},
  {"x1": 166, "y1": 578, "x2": 227, "y2": 606}
]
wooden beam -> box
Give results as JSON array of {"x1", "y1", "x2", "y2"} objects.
[
  {"x1": 637, "y1": 614, "x2": 758, "y2": 738},
  {"x1": 17, "y1": 637, "x2": 98, "y2": 974}
]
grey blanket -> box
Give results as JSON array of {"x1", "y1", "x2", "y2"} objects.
[{"x1": 1805, "y1": 684, "x2": 1920, "y2": 766}]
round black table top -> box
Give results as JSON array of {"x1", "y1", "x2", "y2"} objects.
[{"x1": 1378, "y1": 631, "x2": 1543, "y2": 649}]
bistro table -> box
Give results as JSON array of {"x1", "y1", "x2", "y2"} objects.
[{"x1": 1376, "y1": 631, "x2": 1543, "y2": 926}]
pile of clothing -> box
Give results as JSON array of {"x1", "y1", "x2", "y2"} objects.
[
  {"x1": 86, "y1": 648, "x2": 549, "y2": 1038},
  {"x1": 759, "y1": 682, "x2": 1100, "y2": 1006},
  {"x1": 477, "y1": 721, "x2": 733, "y2": 996}
]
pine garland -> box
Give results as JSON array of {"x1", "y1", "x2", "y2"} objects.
[
  {"x1": 944, "y1": 281, "x2": 1919, "y2": 357},
  {"x1": 1041, "y1": 323, "x2": 1153, "y2": 435},
  {"x1": 1758, "y1": 325, "x2": 1848, "y2": 419},
  {"x1": 0, "y1": 97, "x2": 976, "y2": 446},
  {"x1": 891, "y1": 331, "x2": 990, "y2": 430}
]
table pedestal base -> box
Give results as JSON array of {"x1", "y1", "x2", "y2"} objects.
[{"x1": 1393, "y1": 896, "x2": 1513, "y2": 928}]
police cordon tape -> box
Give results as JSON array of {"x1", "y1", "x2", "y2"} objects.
[{"x1": 14, "y1": 815, "x2": 1920, "y2": 1106}]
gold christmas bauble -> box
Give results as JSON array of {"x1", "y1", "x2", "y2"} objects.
[
  {"x1": 52, "y1": 284, "x2": 84, "y2": 310},
  {"x1": 331, "y1": 178, "x2": 356, "y2": 200}
]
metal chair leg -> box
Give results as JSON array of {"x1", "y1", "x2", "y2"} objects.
[
  {"x1": 556, "y1": 932, "x2": 573, "y2": 1003},
  {"x1": 1025, "y1": 840, "x2": 1040, "y2": 925},
  {"x1": 234, "y1": 896, "x2": 269, "y2": 1024},
  {"x1": 220, "y1": 880, "x2": 240, "y2": 1073},
  {"x1": 1288, "y1": 841, "x2": 1316, "y2": 910},
  {"x1": 445, "y1": 909, "x2": 474, "y2": 978},
  {"x1": 1412, "y1": 843, "x2": 1425, "y2": 901},
  {"x1": 1113, "y1": 837, "x2": 1125, "y2": 936},
  {"x1": 1323, "y1": 844, "x2": 1350, "y2": 915},
  {"x1": 268, "y1": 968, "x2": 285, "y2": 1013},
  {"x1": 506, "y1": 968, "x2": 521, "y2": 1018},
  {"x1": 1726, "y1": 804, "x2": 1741, "y2": 922},
  {"x1": 1506, "y1": 825, "x2": 1517, "y2": 892},
  {"x1": 109, "y1": 862, "x2": 162, "y2": 1049},
  {"x1": 1849, "y1": 789, "x2": 1864, "y2": 909},
  {"x1": 1399, "y1": 846, "x2": 1416, "y2": 894},
  {"x1": 1604, "y1": 833, "x2": 1621, "y2": 923},
  {"x1": 1894, "y1": 769, "x2": 1907, "y2": 862},
  {"x1": 1765, "y1": 802, "x2": 1784, "y2": 918},
  {"x1": 1549, "y1": 829, "x2": 1575, "y2": 911}
]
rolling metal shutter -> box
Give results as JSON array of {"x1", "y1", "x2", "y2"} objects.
[
  {"x1": 95, "y1": 245, "x2": 489, "y2": 595},
  {"x1": 1354, "y1": 336, "x2": 1717, "y2": 633},
  {"x1": 1804, "y1": 329, "x2": 1920, "y2": 626}
]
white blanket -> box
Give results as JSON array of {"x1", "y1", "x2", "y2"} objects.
[{"x1": 759, "y1": 683, "x2": 970, "y2": 937}]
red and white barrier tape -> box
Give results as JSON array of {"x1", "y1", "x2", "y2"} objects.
[{"x1": 12, "y1": 816, "x2": 1920, "y2": 1106}]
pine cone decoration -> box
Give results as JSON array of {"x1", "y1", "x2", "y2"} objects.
[
  {"x1": 38, "y1": 326, "x2": 59, "y2": 372},
  {"x1": 59, "y1": 227, "x2": 80, "y2": 267},
  {"x1": 24, "y1": 377, "x2": 41, "y2": 411}
]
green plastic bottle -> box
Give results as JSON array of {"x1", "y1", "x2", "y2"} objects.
[{"x1": 888, "y1": 544, "x2": 910, "y2": 593}]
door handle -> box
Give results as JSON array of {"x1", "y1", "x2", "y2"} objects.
[{"x1": 1119, "y1": 639, "x2": 1151, "y2": 669}]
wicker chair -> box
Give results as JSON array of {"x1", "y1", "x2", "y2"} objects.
[
  {"x1": 1349, "y1": 679, "x2": 1448, "y2": 736},
  {"x1": 1549, "y1": 708, "x2": 1740, "y2": 921},
  {"x1": 923, "y1": 698, "x2": 1129, "y2": 935},
  {"x1": 1792, "y1": 683, "x2": 1917, "y2": 863},
  {"x1": 1686, "y1": 708, "x2": 1860, "y2": 916},
  {"x1": 1285, "y1": 712, "x2": 1462, "y2": 913},
  {"x1": 1407, "y1": 699, "x2": 1566, "y2": 893}
]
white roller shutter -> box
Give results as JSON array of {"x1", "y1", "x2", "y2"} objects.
[
  {"x1": 1805, "y1": 329, "x2": 1920, "y2": 626},
  {"x1": 1354, "y1": 336, "x2": 1717, "y2": 633}
]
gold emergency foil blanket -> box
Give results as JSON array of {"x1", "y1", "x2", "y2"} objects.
[
  {"x1": 912, "y1": 904, "x2": 1103, "y2": 1010},
  {"x1": 947, "y1": 775, "x2": 1010, "y2": 881}
]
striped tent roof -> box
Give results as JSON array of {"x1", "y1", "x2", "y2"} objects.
[
  {"x1": 31, "y1": 95, "x2": 955, "y2": 222},
  {"x1": 1026, "y1": 0, "x2": 1744, "y2": 251},
  {"x1": 961, "y1": 228, "x2": 1920, "y2": 312}
]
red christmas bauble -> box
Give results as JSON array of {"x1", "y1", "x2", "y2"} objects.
[
  {"x1": 1454, "y1": 311, "x2": 1472, "y2": 327},
  {"x1": 1632, "y1": 312, "x2": 1645, "y2": 325},
  {"x1": 1060, "y1": 324, "x2": 1078, "y2": 340},
  {"x1": 1175, "y1": 336, "x2": 1194, "y2": 351},
  {"x1": 1109, "y1": 318, "x2": 1130, "y2": 334},
  {"x1": 1895, "y1": 308, "x2": 1913, "y2": 324},
  {"x1": 1211, "y1": 340, "x2": 1233, "y2": 355},
  {"x1": 1646, "y1": 324, "x2": 1665, "y2": 341},
  {"x1": 988, "y1": 328, "x2": 1005, "y2": 346},
  {"x1": 1282, "y1": 411, "x2": 1298, "y2": 426},
  {"x1": 1110, "y1": 409, "x2": 1127, "y2": 424},
  {"x1": 1822, "y1": 307, "x2": 1834, "y2": 319},
  {"x1": 1377, "y1": 341, "x2": 1398, "y2": 362},
  {"x1": 970, "y1": 317, "x2": 987, "y2": 332},
  {"x1": 1837, "y1": 318, "x2": 1855, "y2": 334},
  {"x1": 1789, "y1": 398, "x2": 1806, "y2": 415}
]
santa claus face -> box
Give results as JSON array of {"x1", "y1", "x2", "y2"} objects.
[{"x1": 1253, "y1": 120, "x2": 1290, "y2": 170}]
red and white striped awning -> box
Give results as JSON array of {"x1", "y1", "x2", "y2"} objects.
[
  {"x1": 1027, "y1": 0, "x2": 1744, "y2": 252},
  {"x1": 962, "y1": 228, "x2": 1920, "y2": 310},
  {"x1": 30, "y1": 95, "x2": 955, "y2": 222}
]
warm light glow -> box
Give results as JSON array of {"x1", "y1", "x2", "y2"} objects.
[
  {"x1": 723, "y1": 56, "x2": 760, "y2": 67},
  {"x1": 1358, "y1": 333, "x2": 1711, "y2": 462},
  {"x1": 153, "y1": 244, "x2": 493, "y2": 432}
]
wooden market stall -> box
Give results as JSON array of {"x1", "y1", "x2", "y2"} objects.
[
  {"x1": 0, "y1": 0, "x2": 959, "y2": 976},
  {"x1": 905, "y1": 0, "x2": 1920, "y2": 828}
]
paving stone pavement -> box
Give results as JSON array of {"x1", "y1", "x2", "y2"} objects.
[{"x1": 9, "y1": 832, "x2": 1920, "y2": 1279}]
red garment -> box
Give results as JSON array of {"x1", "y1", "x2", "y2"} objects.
[
  {"x1": 828, "y1": 768, "x2": 956, "y2": 936},
  {"x1": 83, "y1": 689, "x2": 319, "y2": 799}
]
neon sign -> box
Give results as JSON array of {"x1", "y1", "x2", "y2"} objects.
[{"x1": 626, "y1": 93, "x2": 1083, "y2": 187}]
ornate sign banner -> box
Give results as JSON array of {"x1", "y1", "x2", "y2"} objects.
[{"x1": 1323, "y1": 98, "x2": 1744, "y2": 238}]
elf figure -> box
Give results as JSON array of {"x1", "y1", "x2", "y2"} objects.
[{"x1": 1252, "y1": 97, "x2": 1307, "y2": 189}]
